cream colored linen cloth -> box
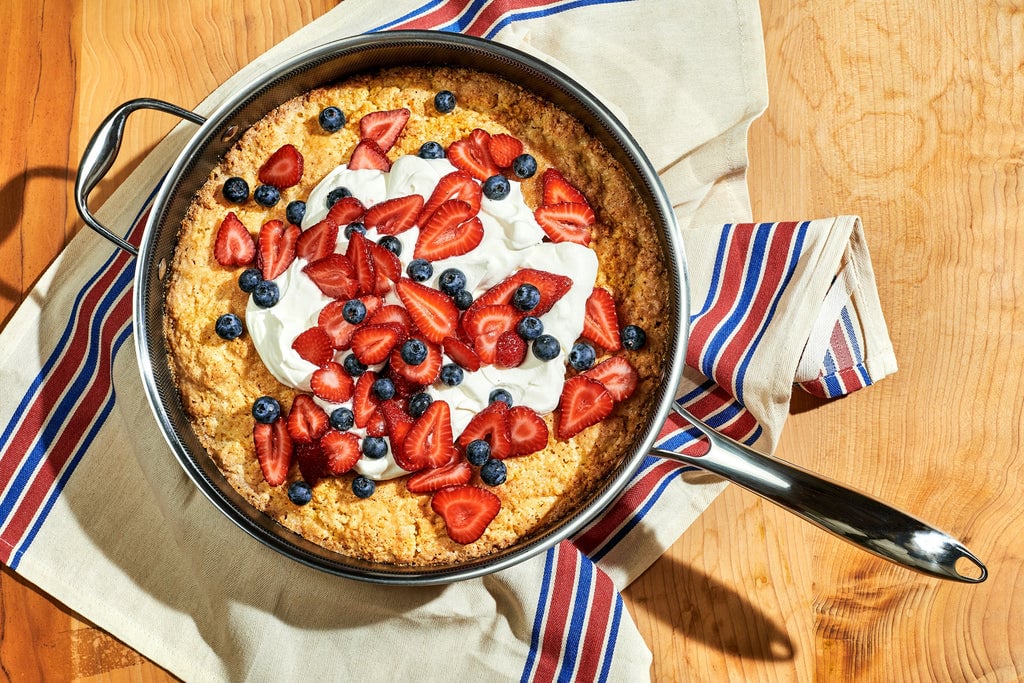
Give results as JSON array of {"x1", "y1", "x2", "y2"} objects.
[{"x1": 0, "y1": 1, "x2": 897, "y2": 680}]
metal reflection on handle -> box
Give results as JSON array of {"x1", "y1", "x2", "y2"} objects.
[
  {"x1": 653, "y1": 404, "x2": 987, "y2": 583},
  {"x1": 74, "y1": 98, "x2": 206, "y2": 256}
]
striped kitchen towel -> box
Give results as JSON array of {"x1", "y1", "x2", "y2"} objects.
[{"x1": 0, "y1": 1, "x2": 896, "y2": 681}]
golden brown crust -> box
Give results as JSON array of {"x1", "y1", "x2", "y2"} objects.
[{"x1": 165, "y1": 66, "x2": 668, "y2": 565}]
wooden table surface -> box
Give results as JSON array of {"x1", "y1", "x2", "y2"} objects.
[{"x1": 2, "y1": 1, "x2": 1021, "y2": 680}]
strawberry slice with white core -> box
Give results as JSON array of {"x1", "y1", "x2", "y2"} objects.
[
  {"x1": 534, "y1": 202, "x2": 595, "y2": 245},
  {"x1": 213, "y1": 212, "x2": 256, "y2": 267},
  {"x1": 367, "y1": 304, "x2": 413, "y2": 330},
  {"x1": 253, "y1": 418, "x2": 293, "y2": 486},
  {"x1": 488, "y1": 133, "x2": 524, "y2": 168},
  {"x1": 345, "y1": 232, "x2": 377, "y2": 296},
  {"x1": 414, "y1": 199, "x2": 484, "y2": 261},
  {"x1": 364, "y1": 194, "x2": 424, "y2": 235},
  {"x1": 310, "y1": 361, "x2": 355, "y2": 403},
  {"x1": 507, "y1": 405, "x2": 549, "y2": 456},
  {"x1": 320, "y1": 430, "x2": 361, "y2": 475},
  {"x1": 352, "y1": 371, "x2": 381, "y2": 428},
  {"x1": 582, "y1": 286, "x2": 622, "y2": 351},
  {"x1": 458, "y1": 401, "x2": 513, "y2": 459},
  {"x1": 380, "y1": 399, "x2": 415, "y2": 463},
  {"x1": 442, "y1": 336, "x2": 481, "y2": 372},
  {"x1": 447, "y1": 130, "x2": 500, "y2": 181},
  {"x1": 389, "y1": 339, "x2": 442, "y2": 385},
  {"x1": 317, "y1": 295, "x2": 382, "y2": 349},
  {"x1": 461, "y1": 304, "x2": 522, "y2": 365},
  {"x1": 358, "y1": 108, "x2": 411, "y2": 152},
  {"x1": 431, "y1": 485, "x2": 501, "y2": 544},
  {"x1": 295, "y1": 218, "x2": 338, "y2": 263},
  {"x1": 350, "y1": 323, "x2": 406, "y2": 365},
  {"x1": 541, "y1": 168, "x2": 588, "y2": 206},
  {"x1": 400, "y1": 400, "x2": 457, "y2": 471},
  {"x1": 468, "y1": 268, "x2": 572, "y2": 318},
  {"x1": 291, "y1": 326, "x2": 333, "y2": 367},
  {"x1": 583, "y1": 356, "x2": 638, "y2": 402},
  {"x1": 258, "y1": 144, "x2": 304, "y2": 189},
  {"x1": 349, "y1": 139, "x2": 391, "y2": 171},
  {"x1": 302, "y1": 253, "x2": 360, "y2": 299},
  {"x1": 257, "y1": 219, "x2": 300, "y2": 280},
  {"x1": 395, "y1": 278, "x2": 459, "y2": 344},
  {"x1": 286, "y1": 394, "x2": 330, "y2": 444},
  {"x1": 418, "y1": 170, "x2": 482, "y2": 225},
  {"x1": 406, "y1": 461, "x2": 473, "y2": 493},
  {"x1": 556, "y1": 375, "x2": 613, "y2": 440},
  {"x1": 326, "y1": 196, "x2": 366, "y2": 226}
]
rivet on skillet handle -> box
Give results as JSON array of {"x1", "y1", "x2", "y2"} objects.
[
  {"x1": 653, "y1": 404, "x2": 988, "y2": 583},
  {"x1": 74, "y1": 98, "x2": 206, "y2": 256}
]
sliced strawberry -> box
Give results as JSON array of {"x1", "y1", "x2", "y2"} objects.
[
  {"x1": 317, "y1": 295, "x2": 383, "y2": 349},
  {"x1": 302, "y1": 253, "x2": 360, "y2": 299},
  {"x1": 556, "y1": 375, "x2": 613, "y2": 440},
  {"x1": 295, "y1": 218, "x2": 338, "y2": 263},
  {"x1": 418, "y1": 170, "x2": 482, "y2": 225},
  {"x1": 326, "y1": 196, "x2": 366, "y2": 226},
  {"x1": 358, "y1": 108, "x2": 411, "y2": 152},
  {"x1": 384, "y1": 364, "x2": 425, "y2": 398},
  {"x1": 352, "y1": 371, "x2": 380, "y2": 428},
  {"x1": 214, "y1": 212, "x2": 255, "y2": 267},
  {"x1": 253, "y1": 418, "x2": 293, "y2": 486},
  {"x1": 488, "y1": 133, "x2": 523, "y2": 168},
  {"x1": 349, "y1": 139, "x2": 391, "y2": 171},
  {"x1": 257, "y1": 219, "x2": 301, "y2": 280},
  {"x1": 365, "y1": 408, "x2": 388, "y2": 437},
  {"x1": 395, "y1": 278, "x2": 459, "y2": 344},
  {"x1": 469, "y1": 268, "x2": 572, "y2": 317},
  {"x1": 380, "y1": 399, "x2": 415, "y2": 463},
  {"x1": 389, "y1": 338, "x2": 442, "y2": 385},
  {"x1": 345, "y1": 232, "x2": 376, "y2": 295},
  {"x1": 583, "y1": 356, "x2": 638, "y2": 402},
  {"x1": 364, "y1": 194, "x2": 424, "y2": 235},
  {"x1": 320, "y1": 430, "x2": 361, "y2": 475},
  {"x1": 582, "y1": 287, "x2": 622, "y2": 350},
  {"x1": 414, "y1": 200, "x2": 484, "y2": 261},
  {"x1": 461, "y1": 304, "x2": 522, "y2": 364},
  {"x1": 294, "y1": 440, "x2": 329, "y2": 485},
  {"x1": 442, "y1": 336, "x2": 481, "y2": 372},
  {"x1": 447, "y1": 129, "x2": 500, "y2": 181},
  {"x1": 431, "y1": 485, "x2": 501, "y2": 544},
  {"x1": 367, "y1": 304, "x2": 413, "y2": 330},
  {"x1": 495, "y1": 330, "x2": 527, "y2": 368},
  {"x1": 507, "y1": 405, "x2": 549, "y2": 456},
  {"x1": 365, "y1": 238, "x2": 403, "y2": 285},
  {"x1": 291, "y1": 326, "x2": 333, "y2": 367},
  {"x1": 400, "y1": 400, "x2": 457, "y2": 471},
  {"x1": 406, "y1": 461, "x2": 472, "y2": 493},
  {"x1": 541, "y1": 168, "x2": 588, "y2": 206},
  {"x1": 310, "y1": 361, "x2": 355, "y2": 403},
  {"x1": 351, "y1": 323, "x2": 405, "y2": 365},
  {"x1": 287, "y1": 394, "x2": 330, "y2": 444},
  {"x1": 258, "y1": 143, "x2": 304, "y2": 189},
  {"x1": 534, "y1": 202, "x2": 594, "y2": 245},
  {"x1": 457, "y1": 401, "x2": 513, "y2": 459}
]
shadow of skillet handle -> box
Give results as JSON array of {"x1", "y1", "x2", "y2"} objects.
[
  {"x1": 74, "y1": 98, "x2": 206, "y2": 256},
  {"x1": 652, "y1": 404, "x2": 988, "y2": 584}
]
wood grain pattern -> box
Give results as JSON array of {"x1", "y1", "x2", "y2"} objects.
[{"x1": 1, "y1": 0, "x2": 1020, "y2": 680}]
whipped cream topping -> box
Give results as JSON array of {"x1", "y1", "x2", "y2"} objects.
[{"x1": 247, "y1": 155, "x2": 598, "y2": 480}]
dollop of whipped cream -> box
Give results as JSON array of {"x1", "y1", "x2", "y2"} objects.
[{"x1": 247, "y1": 155, "x2": 598, "y2": 480}]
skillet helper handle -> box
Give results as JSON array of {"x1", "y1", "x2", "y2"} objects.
[
  {"x1": 653, "y1": 405, "x2": 988, "y2": 583},
  {"x1": 74, "y1": 98, "x2": 206, "y2": 256}
]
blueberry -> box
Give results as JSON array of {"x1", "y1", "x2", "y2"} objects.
[
  {"x1": 568, "y1": 342, "x2": 597, "y2": 370},
  {"x1": 511, "y1": 154, "x2": 537, "y2": 179},
  {"x1": 621, "y1": 324, "x2": 647, "y2": 351},
  {"x1": 352, "y1": 476, "x2": 376, "y2": 498},
  {"x1": 401, "y1": 338, "x2": 428, "y2": 365},
  {"x1": 480, "y1": 459, "x2": 507, "y2": 486},
  {"x1": 466, "y1": 439, "x2": 491, "y2": 466},
  {"x1": 408, "y1": 392, "x2": 433, "y2": 419},
  {"x1": 222, "y1": 176, "x2": 250, "y2": 203},
  {"x1": 253, "y1": 184, "x2": 281, "y2": 207},
  {"x1": 286, "y1": 200, "x2": 306, "y2": 226},
  {"x1": 215, "y1": 313, "x2": 244, "y2": 340},
  {"x1": 512, "y1": 283, "x2": 541, "y2": 311},
  {"x1": 361, "y1": 436, "x2": 388, "y2": 459},
  {"x1": 532, "y1": 334, "x2": 560, "y2": 361},
  {"x1": 482, "y1": 174, "x2": 510, "y2": 201},
  {"x1": 344, "y1": 221, "x2": 366, "y2": 239},
  {"x1": 434, "y1": 90, "x2": 456, "y2": 113},
  {"x1": 440, "y1": 363, "x2": 464, "y2": 386},
  {"x1": 406, "y1": 258, "x2": 433, "y2": 282},
  {"x1": 378, "y1": 235, "x2": 402, "y2": 256},
  {"x1": 516, "y1": 316, "x2": 544, "y2": 340},
  {"x1": 418, "y1": 141, "x2": 445, "y2": 159},
  {"x1": 342, "y1": 298, "x2": 367, "y2": 324},
  {"x1": 438, "y1": 268, "x2": 467, "y2": 297},
  {"x1": 330, "y1": 406, "x2": 355, "y2": 431},
  {"x1": 252, "y1": 396, "x2": 281, "y2": 424},
  {"x1": 318, "y1": 106, "x2": 346, "y2": 132},
  {"x1": 326, "y1": 186, "x2": 352, "y2": 208},
  {"x1": 372, "y1": 377, "x2": 396, "y2": 401},
  {"x1": 343, "y1": 353, "x2": 367, "y2": 377},
  {"x1": 252, "y1": 280, "x2": 280, "y2": 308},
  {"x1": 453, "y1": 289, "x2": 473, "y2": 311},
  {"x1": 288, "y1": 480, "x2": 313, "y2": 505},
  {"x1": 238, "y1": 268, "x2": 262, "y2": 293},
  {"x1": 489, "y1": 388, "x2": 513, "y2": 407}
]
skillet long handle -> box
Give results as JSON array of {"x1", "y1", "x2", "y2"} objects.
[
  {"x1": 74, "y1": 98, "x2": 205, "y2": 256},
  {"x1": 653, "y1": 405, "x2": 987, "y2": 583}
]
